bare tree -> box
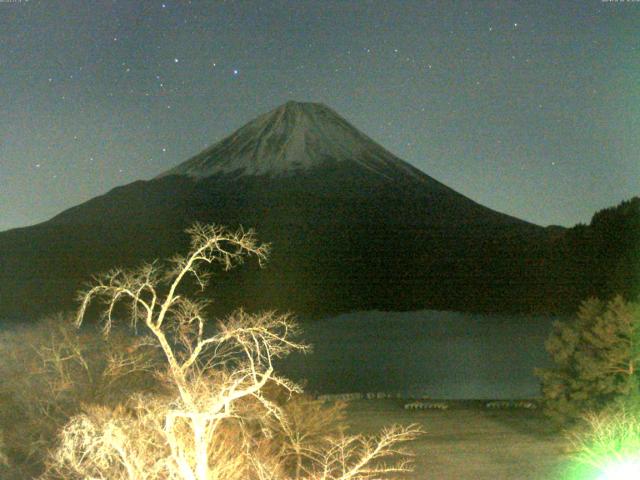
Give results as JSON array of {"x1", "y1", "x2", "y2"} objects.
[
  {"x1": 304, "y1": 425, "x2": 420, "y2": 480},
  {"x1": 44, "y1": 223, "x2": 420, "y2": 480},
  {"x1": 0, "y1": 313, "x2": 162, "y2": 479}
]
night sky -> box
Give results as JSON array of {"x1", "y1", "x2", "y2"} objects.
[{"x1": 1, "y1": 0, "x2": 638, "y2": 232}]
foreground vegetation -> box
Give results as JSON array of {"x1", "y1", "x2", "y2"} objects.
[
  {"x1": 536, "y1": 296, "x2": 640, "y2": 425},
  {"x1": 0, "y1": 224, "x2": 420, "y2": 479},
  {"x1": 1, "y1": 220, "x2": 638, "y2": 478},
  {"x1": 537, "y1": 295, "x2": 640, "y2": 477}
]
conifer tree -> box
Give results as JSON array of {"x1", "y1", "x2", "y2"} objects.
[{"x1": 536, "y1": 296, "x2": 640, "y2": 424}]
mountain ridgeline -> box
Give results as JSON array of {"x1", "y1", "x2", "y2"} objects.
[{"x1": 0, "y1": 102, "x2": 637, "y2": 321}]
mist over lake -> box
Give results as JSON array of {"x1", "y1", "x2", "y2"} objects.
[{"x1": 278, "y1": 310, "x2": 558, "y2": 400}]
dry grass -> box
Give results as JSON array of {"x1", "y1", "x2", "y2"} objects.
[
  {"x1": 343, "y1": 399, "x2": 569, "y2": 480},
  {"x1": 0, "y1": 428, "x2": 8, "y2": 466}
]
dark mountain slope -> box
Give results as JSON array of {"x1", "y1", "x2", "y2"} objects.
[{"x1": 0, "y1": 101, "x2": 593, "y2": 321}]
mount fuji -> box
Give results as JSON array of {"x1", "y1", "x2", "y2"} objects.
[
  {"x1": 160, "y1": 101, "x2": 437, "y2": 181},
  {"x1": 0, "y1": 102, "x2": 558, "y2": 321}
]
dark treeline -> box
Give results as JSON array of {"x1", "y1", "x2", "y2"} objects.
[
  {"x1": 0, "y1": 171, "x2": 637, "y2": 322},
  {"x1": 543, "y1": 196, "x2": 639, "y2": 312},
  {"x1": 469, "y1": 196, "x2": 640, "y2": 315}
]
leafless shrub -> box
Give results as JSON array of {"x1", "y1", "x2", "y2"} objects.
[
  {"x1": 303, "y1": 425, "x2": 421, "y2": 480},
  {"x1": 0, "y1": 314, "x2": 162, "y2": 478}
]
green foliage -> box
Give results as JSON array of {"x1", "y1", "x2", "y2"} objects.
[{"x1": 536, "y1": 296, "x2": 640, "y2": 425}]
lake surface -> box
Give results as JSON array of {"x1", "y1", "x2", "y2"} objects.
[
  {"x1": 0, "y1": 310, "x2": 559, "y2": 400},
  {"x1": 277, "y1": 310, "x2": 559, "y2": 399}
]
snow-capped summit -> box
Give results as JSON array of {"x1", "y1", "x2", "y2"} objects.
[{"x1": 158, "y1": 101, "x2": 423, "y2": 180}]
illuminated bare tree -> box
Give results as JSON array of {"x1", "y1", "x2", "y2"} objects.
[
  {"x1": 307, "y1": 425, "x2": 419, "y2": 480},
  {"x1": 44, "y1": 223, "x2": 420, "y2": 480}
]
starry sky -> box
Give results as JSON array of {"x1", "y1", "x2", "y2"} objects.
[{"x1": 1, "y1": 0, "x2": 638, "y2": 232}]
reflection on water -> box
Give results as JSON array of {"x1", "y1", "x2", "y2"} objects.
[{"x1": 277, "y1": 310, "x2": 558, "y2": 399}]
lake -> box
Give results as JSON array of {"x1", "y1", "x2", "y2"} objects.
[
  {"x1": 0, "y1": 310, "x2": 559, "y2": 400},
  {"x1": 277, "y1": 310, "x2": 559, "y2": 399}
]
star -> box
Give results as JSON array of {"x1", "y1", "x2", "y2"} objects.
[
  {"x1": 233, "y1": 69, "x2": 239, "y2": 75},
  {"x1": 174, "y1": 58, "x2": 179, "y2": 63}
]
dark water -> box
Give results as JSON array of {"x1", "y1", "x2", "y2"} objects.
[
  {"x1": 0, "y1": 310, "x2": 558, "y2": 400},
  {"x1": 277, "y1": 310, "x2": 558, "y2": 399}
]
